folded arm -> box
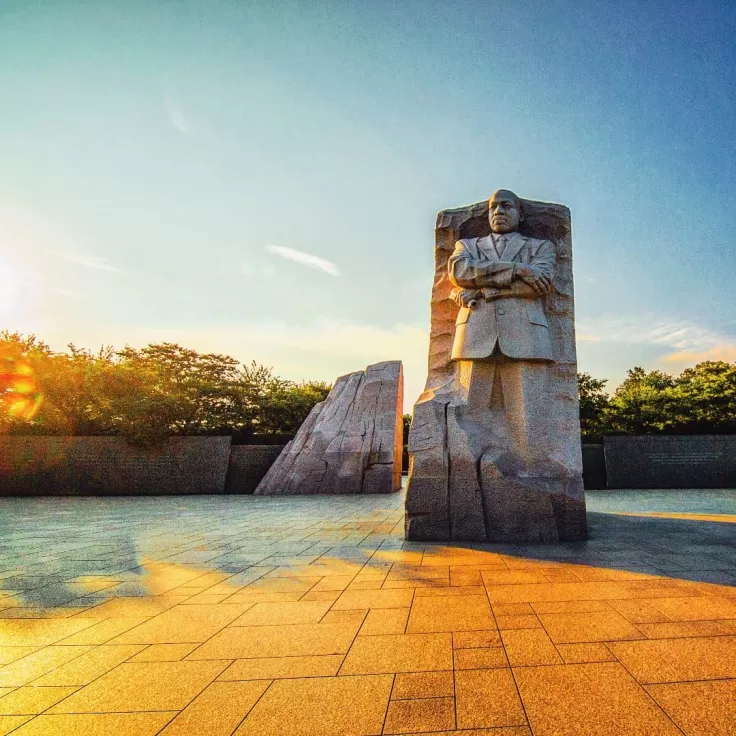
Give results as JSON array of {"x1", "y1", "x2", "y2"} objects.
[
  {"x1": 450, "y1": 282, "x2": 545, "y2": 309},
  {"x1": 526, "y1": 239, "x2": 555, "y2": 278},
  {"x1": 448, "y1": 242, "x2": 516, "y2": 290},
  {"x1": 497, "y1": 281, "x2": 544, "y2": 299},
  {"x1": 449, "y1": 239, "x2": 556, "y2": 304}
]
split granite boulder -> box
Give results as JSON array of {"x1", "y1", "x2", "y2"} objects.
[{"x1": 255, "y1": 360, "x2": 403, "y2": 495}]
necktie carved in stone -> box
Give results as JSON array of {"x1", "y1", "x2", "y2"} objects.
[{"x1": 495, "y1": 235, "x2": 505, "y2": 258}]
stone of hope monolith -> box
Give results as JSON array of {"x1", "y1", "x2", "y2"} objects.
[
  {"x1": 405, "y1": 190, "x2": 587, "y2": 543},
  {"x1": 255, "y1": 360, "x2": 403, "y2": 495}
]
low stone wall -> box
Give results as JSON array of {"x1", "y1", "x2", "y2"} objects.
[
  {"x1": 16, "y1": 435, "x2": 730, "y2": 494},
  {"x1": 225, "y1": 445, "x2": 285, "y2": 494},
  {"x1": 582, "y1": 444, "x2": 606, "y2": 490},
  {"x1": 0, "y1": 436, "x2": 231, "y2": 496},
  {"x1": 604, "y1": 435, "x2": 736, "y2": 489}
]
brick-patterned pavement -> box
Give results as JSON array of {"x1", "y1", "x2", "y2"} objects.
[{"x1": 0, "y1": 489, "x2": 734, "y2": 735}]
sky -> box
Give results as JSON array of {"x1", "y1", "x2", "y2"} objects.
[{"x1": 1, "y1": 0, "x2": 735, "y2": 409}]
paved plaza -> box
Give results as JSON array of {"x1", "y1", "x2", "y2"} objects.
[{"x1": 0, "y1": 489, "x2": 734, "y2": 735}]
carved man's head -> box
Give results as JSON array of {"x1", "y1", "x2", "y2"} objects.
[{"x1": 488, "y1": 190, "x2": 523, "y2": 234}]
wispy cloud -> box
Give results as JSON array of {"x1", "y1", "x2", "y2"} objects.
[
  {"x1": 576, "y1": 334, "x2": 601, "y2": 342},
  {"x1": 168, "y1": 108, "x2": 190, "y2": 135},
  {"x1": 577, "y1": 313, "x2": 736, "y2": 370},
  {"x1": 576, "y1": 314, "x2": 733, "y2": 351},
  {"x1": 45, "y1": 250, "x2": 125, "y2": 274},
  {"x1": 265, "y1": 245, "x2": 339, "y2": 276},
  {"x1": 661, "y1": 344, "x2": 736, "y2": 364},
  {"x1": 162, "y1": 87, "x2": 192, "y2": 135}
]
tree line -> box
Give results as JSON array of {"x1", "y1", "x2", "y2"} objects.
[
  {"x1": 0, "y1": 331, "x2": 330, "y2": 443},
  {"x1": 2, "y1": 331, "x2": 734, "y2": 444},
  {"x1": 578, "y1": 362, "x2": 736, "y2": 442}
]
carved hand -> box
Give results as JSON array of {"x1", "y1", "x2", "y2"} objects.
[
  {"x1": 450, "y1": 288, "x2": 483, "y2": 309},
  {"x1": 514, "y1": 265, "x2": 553, "y2": 295}
]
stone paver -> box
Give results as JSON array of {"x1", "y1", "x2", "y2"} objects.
[
  {"x1": 514, "y1": 662, "x2": 683, "y2": 735},
  {"x1": 0, "y1": 489, "x2": 732, "y2": 734}
]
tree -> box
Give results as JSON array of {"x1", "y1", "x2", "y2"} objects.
[
  {"x1": 605, "y1": 367, "x2": 676, "y2": 434},
  {"x1": 243, "y1": 363, "x2": 330, "y2": 437},
  {"x1": 42, "y1": 345, "x2": 121, "y2": 435},
  {"x1": 667, "y1": 361, "x2": 736, "y2": 433},
  {"x1": 577, "y1": 372, "x2": 610, "y2": 442},
  {"x1": 111, "y1": 346, "x2": 330, "y2": 440},
  {"x1": 113, "y1": 343, "x2": 246, "y2": 438}
]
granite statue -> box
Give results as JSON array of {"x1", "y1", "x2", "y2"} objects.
[{"x1": 405, "y1": 190, "x2": 587, "y2": 542}]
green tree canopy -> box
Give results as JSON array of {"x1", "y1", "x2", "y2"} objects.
[
  {"x1": 0, "y1": 333, "x2": 330, "y2": 442},
  {"x1": 665, "y1": 361, "x2": 736, "y2": 433},
  {"x1": 577, "y1": 361, "x2": 736, "y2": 438},
  {"x1": 577, "y1": 372, "x2": 610, "y2": 442},
  {"x1": 604, "y1": 367, "x2": 677, "y2": 434},
  {"x1": 3, "y1": 331, "x2": 735, "y2": 441}
]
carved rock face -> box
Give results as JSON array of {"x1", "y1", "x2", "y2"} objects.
[
  {"x1": 405, "y1": 195, "x2": 587, "y2": 543},
  {"x1": 255, "y1": 361, "x2": 403, "y2": 496}
]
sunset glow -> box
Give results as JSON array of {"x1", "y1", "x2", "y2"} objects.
[{"x1": 0, "y1": 351, "x2": 42, "y2": 422}]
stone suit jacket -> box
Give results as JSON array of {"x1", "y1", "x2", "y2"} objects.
[{"x1": 448, "y1": 232, "x2": 555, "y2": 361}]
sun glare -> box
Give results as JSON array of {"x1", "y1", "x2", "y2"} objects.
[
  {"x1": 0, "y1": 351, "x2": 42, "y2": 420},
  {"x1": 0, "y1": 360, "x2": 42, "y2": 422},
  {"x1": 0, "y1": 344, "x2": 43, "y2": 423}
]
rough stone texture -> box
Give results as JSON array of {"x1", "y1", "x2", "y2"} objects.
[
  {"x1": 224, "y1": 445, "x2": 286, "y2": 494},
  {"x1": 0, "y1": 436, "x2": 231, "y2": 495},
  {"x1": 255, "y1": 361, "x2": 403, "y2": 495},
  {"x1": 604, "y1": 435, "x2": 736, "y2": 489},
  {"x1": 406, "y1": 196, "x2": 587, "y2": 542}
]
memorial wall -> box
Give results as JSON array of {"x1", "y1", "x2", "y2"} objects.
[{"x1": 604, "y1": 435, "x2": 736, "y2": 489}]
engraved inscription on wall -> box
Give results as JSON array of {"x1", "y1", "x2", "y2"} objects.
[{"x1": 648, "y1": 452, "x2": 724, "y2": 466}]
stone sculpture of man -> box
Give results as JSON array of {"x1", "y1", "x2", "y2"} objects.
[
  {"x1": 405, "y1": 189, "x2": 587, "y2": 543},
  {"x1": 448, "y1": 188, "x2": 555, "y2": 473}
]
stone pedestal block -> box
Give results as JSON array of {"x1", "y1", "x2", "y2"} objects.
[{"x1": 255, "y1": 361, "x2": 403, "y2": 495}]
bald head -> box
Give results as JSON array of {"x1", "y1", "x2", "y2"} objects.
[{"x1": 488, "y1": 189, "x2": 522, "y2": 234}]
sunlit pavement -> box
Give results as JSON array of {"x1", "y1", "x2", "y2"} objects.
[{"x1": 0, "y1": 490, "x2": 734, "y2": 735}]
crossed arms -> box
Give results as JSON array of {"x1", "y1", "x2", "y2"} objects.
[{"x1": 448, "y1": 238, "x2": 555, "y2": 308}]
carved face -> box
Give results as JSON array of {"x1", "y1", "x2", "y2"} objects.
[{"x1": 488, "y1": 190, "x2": 522, "y2": 234}]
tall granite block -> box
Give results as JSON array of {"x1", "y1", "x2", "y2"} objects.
[
  {"x1": 255, "y1": 361, "x2": 403, "y2": 495},
  {"x1": 406, "y1": 192, "x2": 587, "y2": 542}
]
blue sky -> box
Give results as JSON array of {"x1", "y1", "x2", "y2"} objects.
[{"x1": 1, "y1": 0, "x2": 735, "y2": 407}]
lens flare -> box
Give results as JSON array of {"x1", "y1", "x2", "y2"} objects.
[{"x1": 0, "y1": 351, "x2": 43, "y2": 422}]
